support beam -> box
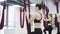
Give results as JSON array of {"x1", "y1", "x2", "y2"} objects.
[{"x1": 6, "y1": 5, "x2": 9, "y2": 29}]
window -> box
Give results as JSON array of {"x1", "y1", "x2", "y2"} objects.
[{"x1": 4, "y1": 6, "x2": 15, "y2": 29}]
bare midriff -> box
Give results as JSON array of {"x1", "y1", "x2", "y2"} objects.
[{"x1": 34, "y1": 23, "x2": 41, "y2": 28}]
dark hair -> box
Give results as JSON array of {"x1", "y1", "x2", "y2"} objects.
[
  {"x1": 35, "y1": 4, "x2": 42, "y2": 10},
  {"x1": 48, "y1": 14, "x2": 52, "y2": 18},
  {"x1": 50, "y1": 14, "x2": 52, "y2": 17}
]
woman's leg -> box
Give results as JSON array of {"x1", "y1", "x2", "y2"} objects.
[
  {"x1": 48, "y1": 30, "x2": 52, "y2": 34},
  {"x1": 56, "y1": 24, "x2": 59, "y2": 34},
  {"x1": 48, "y1": 25, "x2": 53, "y2": 34},
  {"x1": 30, "y1": 32, "x2": 35, "y2": 34},
  {"x1": 43, "y1": 29, "x2": 47, "y2": 34},
  {"x1": 57, "y1": 24, "x2": 60, "y2": 34}
]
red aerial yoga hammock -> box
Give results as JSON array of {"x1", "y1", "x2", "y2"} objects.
[
  {"x1": 54, "y1": 0, "x2": 60, "y2": 34},
  {"x1": 24, "y1": 0, "x2": 31, "y2": 34},
  {"x1": 27, "y1": 0, "x2": 31, "y2": 34},
  {"x1": 20, "y1": 0, "x2": 27, "y2": 28},
  {"x1": 54, "y1": 0, "x2": 59, "y2": 27},
  {"x1": 20, "y1": 7, "x2": 24, "y2": 28},
  {"x1": 42, "y1": 4, "x2": 49, "y2": 28},
  {"x1": 0, "y1": 2, "x2": 6, "y2": 30},
  {"x1": 20, "y1": 0, "x2": 31, "y2": 34}
]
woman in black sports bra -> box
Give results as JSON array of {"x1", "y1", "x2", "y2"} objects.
[
  {"x1": 43, "y1": 13, "x2": 53, "y2": 34},
  {"x1": 57, "y1": 14, "x2": 60, "y2": 34},
  {"x1": 25, "y1": 4, "x2": 42, "y2": 34}
]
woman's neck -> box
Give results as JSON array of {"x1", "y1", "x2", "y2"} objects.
[{"x1": 36, "y1": 10, "x2": 40, "y2": 13}]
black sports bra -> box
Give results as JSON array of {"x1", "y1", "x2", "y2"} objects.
[
  {"x1": 34, "y1": 13, "x2": 42, "y2": 23},
  {"x1": 47, "y1": 21, "x2": 52, "y2": 23},
  {"x1": 34, "y1": 19, "x2": 41, "y2": 23}
]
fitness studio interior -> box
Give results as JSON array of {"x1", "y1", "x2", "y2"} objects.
[{"x1": 0, "y1": 0, "x2": 60, "y2": 34}]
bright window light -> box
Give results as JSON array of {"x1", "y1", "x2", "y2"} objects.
[
  {"x1": 30, "y1": 4, "x2": 36, "y2": 6},
  {"x1": 12, "y1": 5, "x2": 21, "y2": 7},
  {"x1": 0, "y1": 0, "x2": 6, "y2": 2}
]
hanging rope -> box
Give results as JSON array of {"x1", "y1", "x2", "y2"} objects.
[{"x1": 0, "y1": 2, "x2": 6, "y2": 30}]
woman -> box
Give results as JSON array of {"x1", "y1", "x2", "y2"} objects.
[
  {"x1": 43, "y1": 13, "x2": 53, "y2": 34},
  {"x1": 57, "y1": 14, "x2": 60, "y2": 34},
  {"x1": 25, "y1": 4, "x2": 42, "y2": 34}
]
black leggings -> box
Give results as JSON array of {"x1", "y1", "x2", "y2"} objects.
[
  {"x1": 35, "y1": 28, "x2": 42, "y2": 34},
  {"x1": 30, "y1": 28, "x2": 42, "y2": 34},
  {"x1": 57, "y1": 24, "x2": 60, "y2": 34},
  {"x1": 43, "y1": 25, "x2": 53, "y2": 34},
  {"x1": 57, "y1": 24, "x2": 59, "y2": 33}
]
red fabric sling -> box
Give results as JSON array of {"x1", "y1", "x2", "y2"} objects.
[{"x1": 0, "y1": 2, "x2": 6, "y2": 30}]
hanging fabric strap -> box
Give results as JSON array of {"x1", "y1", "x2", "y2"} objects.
[
  {"x1": 20, "y1": 7, "x2": 24, "y2": 28},
  {"x1": 23, "y1": 0, "x2": 29, "y2": 34},
  {"x1": 55, "y1": 0, "x2": 59, "y2": 26},
  {"x1": 45, "y1": 7, "x2": 49, "y2": 28},
  {"x1": 27, "y1": 0, "x2": 31, "y2": 34},
  {"x1": 24, "y1": 0, "x2": 31, "y2": 34},
  {"x1": 54, "y1": 0, "x2": 60, "y2": 33},
  {"x1": 45, "y1": 6, "x2": 49, "y2": 28},
  {"x1": 0, "y1": 2, "x2": 6, "y2": 30},
  {"x1": 42, "y1": 3, "x2": 49, "y2": 28},
  {"x1": 54, "y1": 0, "x2": 59, "y2": 27},
  {"x1": 54, "y1": 0, "x2": 59, "y2": 13}
]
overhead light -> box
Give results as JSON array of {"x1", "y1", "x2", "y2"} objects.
[
  {"x1": 0, "y1": 0, "x2": 6, "y2": 2},
  {"x1": 12, "y1": 5, "x2": 21, "y2": 7},
  {"x1": 30, "y1": 4, "x2": 36, "y2": 6}
]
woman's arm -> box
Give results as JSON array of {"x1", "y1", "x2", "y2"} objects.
[
  {"x1": 26, "y1": 13, "x2": 35, "y2": 23},
  {"x1": 44, "y1": 16, "x2": 52, "y2": 21},
  {"x1": 57, "y1": 15, "x2": 60, "y2": 23},
  {"x1": 24, "y1": 12, "x2": 35, "y2": 23}
]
